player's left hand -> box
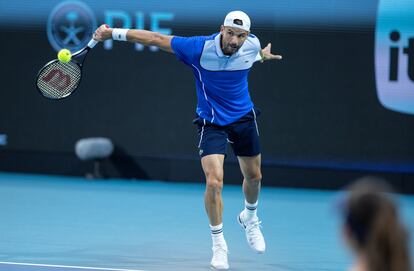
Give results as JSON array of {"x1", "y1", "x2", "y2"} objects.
[{"x1": 260, "y1": 43, "x2": 282, "y2": 62}]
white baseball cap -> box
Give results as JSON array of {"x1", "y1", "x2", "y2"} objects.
[{"x1": 223, "y1": 11, "x2": 251, "y2": 32}]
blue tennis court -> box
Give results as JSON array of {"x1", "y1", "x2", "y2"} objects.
[
  {"x1": 1, "y1": 0, "x2": 414, "y2": 270},
  {"x1": 1, "y1": 172, "x2": 413, "y2": 271}
]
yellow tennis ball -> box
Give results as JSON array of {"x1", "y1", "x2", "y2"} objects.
[{"x1": 58, "y1": 49, "x2": 72, "y2": 63}]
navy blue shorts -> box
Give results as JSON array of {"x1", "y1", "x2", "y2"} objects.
[{"x1": 193, "y1": 108, "x2": 261, "y2": 157}]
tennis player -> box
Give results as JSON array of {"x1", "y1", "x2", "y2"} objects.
[{"x1": 93, "y1": 10, "x2": 282, "y2": 270}]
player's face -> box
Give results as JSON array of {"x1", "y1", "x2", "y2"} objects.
[{"x1": 220, "y1": 26, "x2": 249, "y2": 55}]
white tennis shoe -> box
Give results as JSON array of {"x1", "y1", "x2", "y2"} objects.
[
  {"x1": 210, "y1": 244, "x2": 229, "y2": 270},
  {"x1": 238, "y1": 211, "x2": 266, "y2": 253}
]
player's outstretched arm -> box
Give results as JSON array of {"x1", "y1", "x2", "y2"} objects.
[
  {"x1": 93, "y1": 24, "x2": 174, "y2": 53},
  {"x1": 259, "y1": 43, "x2": 282, "y2": 62}
]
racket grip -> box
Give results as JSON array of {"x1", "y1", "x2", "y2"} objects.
[{"x1": 87, "y1": 39, "x2": 99, "y2": 49}]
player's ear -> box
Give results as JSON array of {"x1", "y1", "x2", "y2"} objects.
[{"x1": 220, "y1": 25, "x2": 225, "y2": 33}]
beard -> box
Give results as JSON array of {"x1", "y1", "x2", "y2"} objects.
[{"x1": 222, "y1": 43, "x2": 240, "y2": 55}]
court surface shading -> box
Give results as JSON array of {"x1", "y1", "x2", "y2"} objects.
[{"x1": 1, "y1": 173, "x2": 413, "y2": 271}]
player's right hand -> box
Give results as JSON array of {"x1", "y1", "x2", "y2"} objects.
[{"x1": 93, "y1": 24, "x2": 112, "y2": 42}]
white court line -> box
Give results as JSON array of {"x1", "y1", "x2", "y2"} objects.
[{"x1": 0, "y1": 261, "x2": 146, "y2": 271}]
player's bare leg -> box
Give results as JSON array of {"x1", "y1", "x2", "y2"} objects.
[
  {"x1": 239, "y1": 154, "x2": 262, "y2": 204},
  {"x1": 201, "y1": 154, "x2": 229, "y2": 269},
  {"x1": 202, "y1": 154, "x2": 225, "y2": 225},
  {"x1": 237, "y1": 154, "x2": 266, "y2": 253}
]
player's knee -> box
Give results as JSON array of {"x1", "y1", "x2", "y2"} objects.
[
  {"x1": 245, "y1": 171, "x2": 262, "y2": 184},
  {"x1": 206, "y1": 175, "x2": 223, "y2": 193},
  {"x1": 205, "y1": 167, "x2": 223, "y2": 181}
]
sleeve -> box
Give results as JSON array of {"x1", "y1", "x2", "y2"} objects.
[
  {"x1": 171, "y1": 36, "x2": 203, "y2": 66},
  {"x1": 249, "y1": 34, "x2": 263, "y2": 63}
]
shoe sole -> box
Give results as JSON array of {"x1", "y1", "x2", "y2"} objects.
[{"x1": 210, "y1": 265, "x2": 229, "y2": 270}]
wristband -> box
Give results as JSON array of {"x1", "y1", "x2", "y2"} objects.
[{"x1": 112, "y1": 28, "x2": 129, "y2": 41}]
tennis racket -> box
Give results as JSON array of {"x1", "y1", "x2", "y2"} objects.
[{"x1": 36, "y1": 39, "x2": 99, "y2": 99}]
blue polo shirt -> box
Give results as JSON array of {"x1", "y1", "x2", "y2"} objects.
[{"x1": 171, "y1": 33, "x2": 261, "y2": 126}]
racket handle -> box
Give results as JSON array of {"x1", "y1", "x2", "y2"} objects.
[{"x1": 87, "y1": 39, "x2": 99, "y2": 49}]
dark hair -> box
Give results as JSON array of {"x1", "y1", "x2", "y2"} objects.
[{"x1": 343, "y1": 177, "x2": 412, "y2": 271}]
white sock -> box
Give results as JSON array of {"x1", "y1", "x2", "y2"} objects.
[
  {"x1": 210, "y1": 223, "x2": 227, "y2": 249},
  {"x1": 244, "y1": 200, "x2": 258, "y2": 221}
]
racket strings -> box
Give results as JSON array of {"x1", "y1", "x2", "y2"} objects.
[{"x1": 36, "y1": 61, "x2": 81, "y2": 99}]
